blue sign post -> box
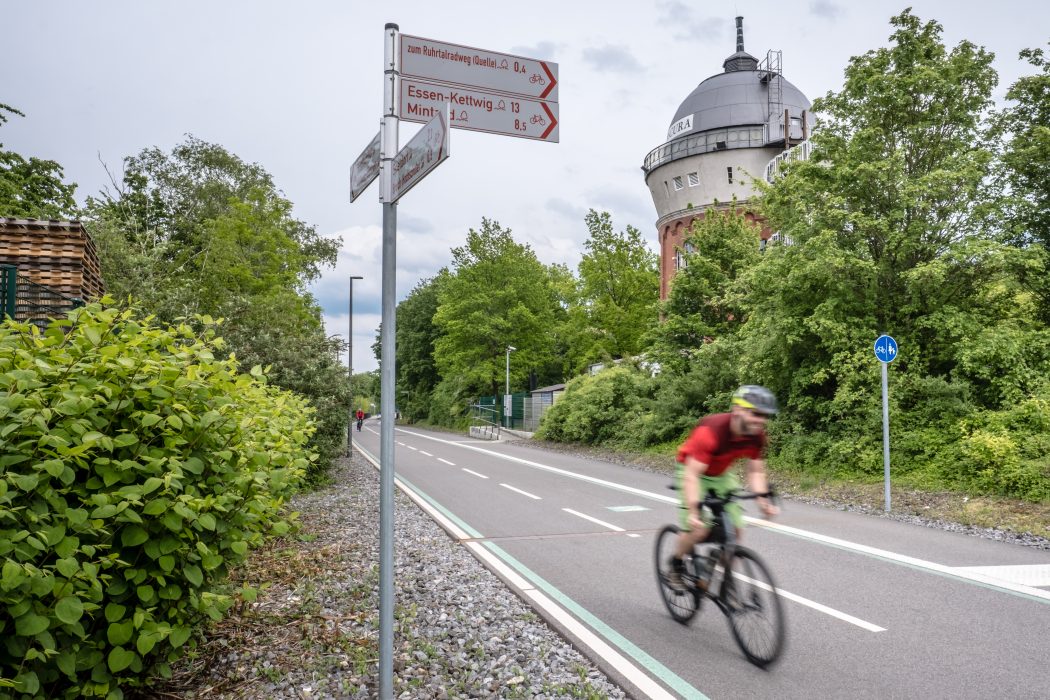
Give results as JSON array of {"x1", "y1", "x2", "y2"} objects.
[{"x1": 874, "y1": 334, "x2": 898, "y2": 512}]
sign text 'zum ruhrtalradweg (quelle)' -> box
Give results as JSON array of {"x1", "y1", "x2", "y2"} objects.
[{"x1": 398, "y1": 34, "x2": 559, "y2": 143}]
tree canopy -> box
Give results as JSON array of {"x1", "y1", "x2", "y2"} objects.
[{"x1": 0, "y1": 104, "x2": 78, "y2": 219}]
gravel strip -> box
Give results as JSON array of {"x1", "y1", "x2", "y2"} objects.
[{"x1": 157, "y1": 454, "x2": 628, "y2": 699}]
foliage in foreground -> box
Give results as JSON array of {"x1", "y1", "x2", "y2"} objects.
[
  {"x1": 86, "y1": 136, "x2": 346, "y2": 478},
  {"x1": 0, "y1": 303, "x2": 314, "y2": 698}
]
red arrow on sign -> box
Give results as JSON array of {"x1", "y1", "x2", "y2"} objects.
[
  {"x1": 539, "y1": 62, "x2": 557, "y2": 100},
  {"x1": 540, "y1": 102, "x2": 558, "y2": 140}
]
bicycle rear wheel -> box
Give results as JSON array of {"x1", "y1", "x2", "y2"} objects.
[
  {"x1": 721, "y1": 546, "x2": 785, "y2": 667},
  {"x1": 654, "y1": 525, "x2": 700, "y2": 624}
]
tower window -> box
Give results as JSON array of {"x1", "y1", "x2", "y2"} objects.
[
  {"x1": 687, "y1": 172, "x2": 699, "y2": 187},
  {"x1": 672, "y1": 176, "x2": 683, "y2": 191},
  {"x1": 727, "y1": 167, "x2": 733, "y2": 184}
]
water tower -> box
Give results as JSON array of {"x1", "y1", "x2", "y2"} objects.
[{"x1": 642, "y1": 17, "x2": 814, "y2": 299}]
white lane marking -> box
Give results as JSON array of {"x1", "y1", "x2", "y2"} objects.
[
  {"x1": 951, "y1": 565, "x2": 1050, "y2": 587},
  {"x1": 397, "y1": 427, "x2": 1050, "y2": 603},
  {"x1": 420, "y1": 451, "x2": 433, "y2": 457},
  {"x1": 462, "y1": 468, "x2": 489, "y2": 479},
  {"x1": 358, "y1": 444, "x2": 683, "y2": 700},
  {"x1": 608, "y1": 505, "x2": 649, "y2": 512},
  {"x1": 464, "y1": 542, "x2": 678, "y2": 700},
  {"x1": 438, "y1": 458, "x2": 456, "y2": 466},
  {"x1": 753, "y1": 519, "x2": 1050, "y2": 603},
  {"x1": 563, "y1": 508, "x2": 625, "y2": 532},
  {"x1": 500, "y1": 483, "x2": 542, "y2": 500},
  {"x1": 396, "y1": 441, "x2": 405, "y2": 446},
  {"x1": 733, "y1": 573, "x2": 885, "y2": 632},
  {"x1": 522, "y1": 588, "x2": 678, "y2": 700},
  {"x1": 406, "y1": 445, "x2": 418, "y2": 451},
  {"x1": 627, "y1": 534, "x2": 641, "y2": 538}
]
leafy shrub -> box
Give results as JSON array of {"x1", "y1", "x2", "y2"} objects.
[
  {"x1": 0, "y1": 303, "x2": 314, "y2": 698},
  {"x1": 956, "y1": 388, "x2": 1050, "y2": 500},
  {"x1": 536, "y1": 366, "x2": 650, "y2": 445}
]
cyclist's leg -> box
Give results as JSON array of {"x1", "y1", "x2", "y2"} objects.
[{"x1": 674, "y1": 463, "x2": 711, "y2": 559}]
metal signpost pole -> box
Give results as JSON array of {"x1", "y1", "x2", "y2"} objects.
[
  {"x1": 378, "y1": 22, "x2": 399, "y2": 700},
  {"x1": 874, "y1": 333, "x2": 898, "y2": 513},
  {"x1": 881, "y1": 359, "x2": 890, "y2": 512},
  {"x1": 346, "y1": 275, "x2": 363, "y2": 457}
]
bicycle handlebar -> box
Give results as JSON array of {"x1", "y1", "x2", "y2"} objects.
[{"x1": 666, "y1": 483, "x2": 778, "y2": 507}]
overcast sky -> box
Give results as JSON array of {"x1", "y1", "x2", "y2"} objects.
[{"x1": 3, "y1": 1, "x2": 1047, "y2": 373}]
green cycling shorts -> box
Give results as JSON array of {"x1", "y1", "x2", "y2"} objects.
[{"x1": 676, "y1": 468, "x2": 744, "y2": 532}]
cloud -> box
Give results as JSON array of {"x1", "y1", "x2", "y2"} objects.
[
  {"x1": 509, "y1": 41, "x2": 560, "y2": 61},
  {"x1": 546, "y1": 197, "x2": 588, "y2": 225},
  {"x1": 581, "y1": 45, "x2": 644, "y2": 74},
  {"x1": 655, "y1": 1, "x2": 723, "y2": 44},
  {"x1": 809, "y1": 1, "x2": 842, "y2": 20}
]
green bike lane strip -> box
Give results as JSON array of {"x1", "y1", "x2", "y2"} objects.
[{"x1": 354, "y1": 441, "x2": 707, "y2": 700}]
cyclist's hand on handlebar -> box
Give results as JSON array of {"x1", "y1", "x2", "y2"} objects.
[{"x1": 687, "y1": 510, "x2": 704, "y2": 531}]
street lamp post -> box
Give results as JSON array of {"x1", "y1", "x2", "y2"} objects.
[
  {"x1": 505, "y1": 345, "x2": 516, "y2": 428},
  {"x1": 347, "y1": 275, "x2": 363, "y2": 458}
]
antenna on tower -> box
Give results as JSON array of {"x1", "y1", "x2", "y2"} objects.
[{"x1": 735, "y1": 16, "x2": 744, "y2": 52}]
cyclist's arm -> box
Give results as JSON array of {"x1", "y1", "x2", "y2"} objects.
[
  {"x1": 746, "y1": 458, "x2": 777, "y2": 516},
  {"x1": 682, "y1": 455, "x2": 708, "y2": 522}
]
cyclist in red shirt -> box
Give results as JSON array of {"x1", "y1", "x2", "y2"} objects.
[{"x1": 668, "y1": 385, "x2": 779, "y2": 590}]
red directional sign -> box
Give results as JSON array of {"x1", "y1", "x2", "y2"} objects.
[
  {"x1": 400, "y1": 77, "x2": 558, "y2": 142},
  {"x1": 400, "y1": 34, "x2": 558, "y2": 102}
]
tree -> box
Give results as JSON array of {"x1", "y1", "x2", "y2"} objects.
[
  {"x1": 432, "y1": 218, "x2": 558, "y2": 399},
  {"x1": 85, "y1": 136, "x2": 346, "y2": 473},
  {"x1": 993, "y1": 43, "x2": 1050, "y2": 320},
  {"x1": 0, "y1": 104, "x2": 78, "y2": 219},
  {"x1": 754, "y1": 9, "x2": 1002, "y2": 425},
  {"x1": 394, "y1": 275, "x2": 445, "y2": 421},
  {"x1": 646, "y1": 206, "x2": 762, "y2": 373},
  {"x1": 575, "y1": 210, "x2": 659, "y2": 362}
]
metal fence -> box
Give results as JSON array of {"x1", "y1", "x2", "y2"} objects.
[{"x1": 1, "y1": 265, "x2": 84, "y2": 328}]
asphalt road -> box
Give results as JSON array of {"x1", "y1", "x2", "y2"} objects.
[{"x1": 352, "y1": 421, "x2": 1050, "y2": 700}]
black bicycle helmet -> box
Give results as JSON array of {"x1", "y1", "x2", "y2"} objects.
[{"x1": 731, "y1": 385, "x2": 779, "y2": 416}]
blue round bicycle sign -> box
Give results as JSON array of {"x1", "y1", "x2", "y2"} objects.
[{"x1": 874, "y1": 334, "x2": 898, "y2": 363}]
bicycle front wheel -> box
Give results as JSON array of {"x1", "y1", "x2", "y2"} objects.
[
  {"x1": 722, "y1": 546, "x2": 785, "y2": 667},
  {"x1": 654, "y1": 525, "x2": 700, "y2": 624}
]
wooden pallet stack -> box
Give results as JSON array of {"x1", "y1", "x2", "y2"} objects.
[{"x1": 0, "y1": 218, "x2": 105, "y2": 300}]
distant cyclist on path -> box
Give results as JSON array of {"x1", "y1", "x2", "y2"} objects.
[{"x1": 668, "y1": 385, "x2": 780, "y2": 589}]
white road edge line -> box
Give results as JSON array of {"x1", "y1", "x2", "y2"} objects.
[
  {"x1": 500, "y1": 483, "x2": 542, "y2": 500},
  {"x1": 462, "y1": 468, "x2": 488, "y2": 479},
  {"x1": 563, "y1": 508, "x2": 625, "y2": 532},
  {"x1": 357, "y1": 444, "x2": 681, "y2": 700},
  {"x1": 396, "y1": 427, "x2": 1050, "y2": 603},
  {"x1": 438, "y1": 458, "x2": 456, "y2": 466},
  {"x1": 420, "y1": 451, "x2": 433, "y2": 457}
]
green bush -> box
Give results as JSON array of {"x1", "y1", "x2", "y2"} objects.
[
  {"x1": 536, "y1": 366, "x2": 651, "y2": 445},
  {"x1": 0, "y1": 303, "x2": 314, "y2": 698}
]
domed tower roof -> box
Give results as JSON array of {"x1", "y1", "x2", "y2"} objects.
[{"x1": 665, "y1": 16, "x2": 812, "y2": 141}]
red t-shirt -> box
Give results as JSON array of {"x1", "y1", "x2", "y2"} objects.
[{"x1": 676, "y1": 412, "x2": 766, "y2": 476}]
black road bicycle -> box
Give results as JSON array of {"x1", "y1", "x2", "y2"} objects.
[{"x1": 654, "y1": 489, "x2": 785, "y2": 667}]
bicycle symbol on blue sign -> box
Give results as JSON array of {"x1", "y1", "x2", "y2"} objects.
[{"x1": 874, "y1": 334, "x2": 898, "y2": 363}]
